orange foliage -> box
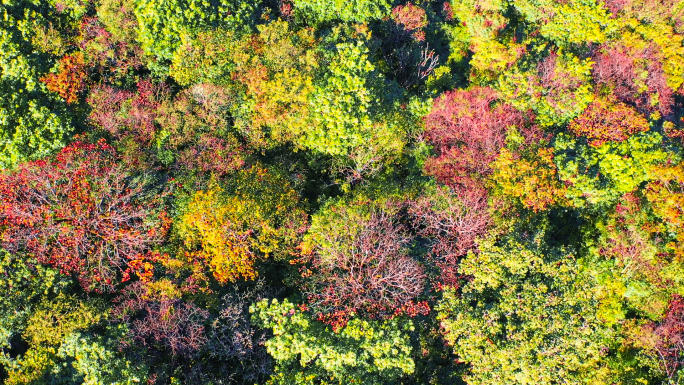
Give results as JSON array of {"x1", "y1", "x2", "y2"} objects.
[
  {"x1": 645, "y1": 163, "x2": 684, "y2": 258},
  {"x1": 179, "y1": 187, "x2": 257, "y2": 284},
  {"x1": 490, "y1": 147, "x2": 569, "y2": 212},
  {"x1": 568, "y1": 95, "x2": 649, "y2": 147},
  {"x1": 40, "y1": 52, "x2": 87, "y2": 104},
  {"x1": 177, "y1": 165, "x2": 308, "y2": 284}
]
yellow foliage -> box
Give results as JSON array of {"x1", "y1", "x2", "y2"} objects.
[
  {"x1": 621, "y1": 22, "x2": 684, "y2": 91},
  {"x1": 5, "y1": 295, "x2": 104, "y2": 384},
  {"x1": 489, "y1": 147, "x2": 569, "y2": 212},
  {"x1": 645, "y1": 163, "x2": 684, "y2": 258},
  {"x1": 178, "y1": 165, "x2": 307, "y2": 284},
  {"x1": 179, "y1": 187, "x2": 257, "y2": 284},
  {"x1": 4, "y1": 346, "x2": 56, "y2": 385},
  {"x1": 469, "y1": 38, "x2": 523, "y2": 82}
]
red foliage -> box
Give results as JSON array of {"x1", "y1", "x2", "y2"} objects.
[
  {"x1": 392, "y1": 3, "x2": 428, "y2": 40},
  {"x1": 442, "y1": 1, "x2": 454, "y2": 20},
  {"x1": 651, "y1": 296, "x2": 684, "y2": 379},
  {"x1": 409, "y1": 186, "x2": 490, "y2": 287},
  {"x1": 113, "y1": 282, "x2": 209, "y2": 357},
  {"x1": 40, "y1": 52, "x2": 87, "y2": 104},
  {"x1": 88, "y1": 82, "x2": 248, "y2": 175},
  {"x1": 0, "y1": 140, "x2": 169, "y2": 292},
  {"x1": 175, "y1": 135, "x2": 246, "y2": 176},
  {"x1": 569, "y1": 95, "x2": 649, "y2": 146},
  {"x1": 279, "y1": 0, "x2": 293, "y2": 18},
  {"x1": 303, "y1": 210, "x2": 426, "y2": 330},
  {"x1": 78, "y1": 14, "x2": 144, "y2": 81},
  {"x1": 612, "y1": 0, "x2": 684, "y2": 28},
  {"x1": 88, "y1": 80, "x2": 166, "y2": 146},
  {"x1": 424, "y1": 87, "x2": 526, "y2": 188},
  {"x1": 593, "y1": 44, "x2": 674, "y2": 116},
  {"x1": 160, "y1": 84, "x2": 248, "y2": 176},
  {"x1": 603, "y1": 0, "x2": 630, "y2": 16}
]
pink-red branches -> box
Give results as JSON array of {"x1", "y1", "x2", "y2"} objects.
[
  {"x1": 652, "y1": 296, "x2": 684, "y2": 379},
  {"x1": 409, "y1": 186, "x2": 490, "y2": 287},
  {"x1": 304, "y1": 210, "x2": 426, "y2": 330},
  {"x1": 0, "y1": 140, "x2": 168, "y2": 292},
  {"x1": 593, "y1": 44, "x2": 674, "y2": 116},
  {"x1": 424, "y1": 87, "x2": 525, "y2": 188},
  {"x1": 113, "y1": 282, "x2": 209, "y2": 357}
]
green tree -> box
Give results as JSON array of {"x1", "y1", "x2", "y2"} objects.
[
  {"x1": 554, "y1": 131, "x2": 668, "y2": 207},
  {"x1": 0, "y1": 0, "x2": 77, "y2": 168},
  {"x1": 437, "y1": 235, "x2": 621, "y2": 384},
  {"x1": 134, "y1": 0, "x2": 260, "y2": 72},
  {"x1": 292, "y1": 0, "x2": 392, "y2": 24},
  {"x1": 251, "y1": 298, "x2": 416, "y2": 384}
]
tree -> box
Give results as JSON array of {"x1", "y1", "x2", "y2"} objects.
[
  {"x1": 647, "y1": 296, "x2": 684, "y2": 381},
  {"x1": 39, "y1": 52, "x2": 87, "y2": 105},
  {"x1": 408, "y1": 185, "x2": 490, "y2": 287},
  {"x1": 489, "y1": 128, "x2": 568, "y2": 213},
  {"x1": 291, "y1": 0, "x2": 392, "y2": 24},
  {"x1": 177, "y1": 164, "x2": 308, "y2": 284},
  {"x1": 169, "y1": 21, "x2": 320, "y2": 149},
  {"x1": 1, "y1": 294, "x2": 106, "y2": 385},
  {"x1": 554, "y1": 131, "x2": 668, "y2": 207},
  {"x1": 496, "y1": 50, "x2": 597, "y2": 128},
  {"x1": 202, "y1": 280, "x2": 275, "y2": 384},
  {"x1": 423, "y1": 87, "x2": 526, "y2": 187},
  {"x1": 592, "y1": 42, "x2": 676, "y2": 117},
  {"x1": 88, "y1": 80, "x2": 249, "y2": 175},
  {"x1": 113, "y1": 281, "x2": 209, "y2": 357},
  {"x1": 0, "y1": 140, "x2": 169, "y2": 292},
  {"x1": 513, "y1": 0, "x2": 617, "y2": 47},
  {"x1": 134, "y1": 0, "x2": 261, "y2": 72},
  {"x1": 437, "y1": 236, "x2": 618, "y2": 384},
  {"x1": 302, "y1": 205, "x2": 426, "y2": 328},
  {"x1": 0, "y1": 0, "x2": 77, "y2": 167},
  {"x1": 0, "y1": 250, "x2": 71, "y2": 365},
  {"x1": 568, "y1": 94, "x2": 649, "y2": 147},
  {"x1": 55, "y1": 327, "x2": 149, "y2": 385},
  {"x1": 251, "y1": 298, "x2": 416, "y2": 384}
]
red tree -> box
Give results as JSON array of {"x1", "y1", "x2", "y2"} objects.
[
  {"x1": 0, "y1": 140, "x2": 169, "y2": 292},
  {"x1": 424, "y1": 87, "x2": 526, "y2": 188},
  {"x1": 88, "y1": 82, "x2": 248, "y2": 175},
  {"x1": 568, "y1": 94, "x2": 649, "y2": 146},
  {"x1": 303, "y1": 210, "x2": 427, "y2": 330},
  {"x1": 651, "y1": 296, "x2": 684, "y2": 379},
  {"x1": 113, "y1": 282, "x2": 209, "y2": 357},
  {"x1": 593, "y1": 44, "x2": 674, "y2": 117},
  {"x1": 88, "y1": 80, "x2": 167, "y2": 147},
  {"x1": 409, "y1": 186, "x2": 490, "y2": 287}
]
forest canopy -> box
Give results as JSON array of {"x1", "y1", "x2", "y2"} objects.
[{"x1": 1, "y1": 0, "x2": 684, "y2": 383}]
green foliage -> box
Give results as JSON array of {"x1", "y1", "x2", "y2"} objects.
[
  {"x1": 0, "y1": 0, "x2": 74, "y2": 168},
  {"x1": 304, "y1": 38, "x2": 428, "y2": 178},
  {"x1": 251, "y1": 298, "x2": 416, "y2": 384},
  {"x1": 496, "y1": 50, "x2": 596, "y2": 127},
  {"x1": 554, "y1": 131, "x2": 668, "y2": 207},
  {"x1": 437, "y1": 236, "x2": 620, "y2": 384},
  {"x1": 134, "y1": 0, "x2": 260, "y2": 71},
  {"x1": 2, "y1": 294, "x2": 106, "y2": 384},
  {"x1": 513, "y1": 0, "x2": 617, "y2": 46},
  {"x1": 292, "y1": 0, "x2": 392, "y2": 24},
  {"x1": 171, "y1": 22, "x2": 427, "y2": 179},
  {"x1": 3, "y1": 0, "x2": 684, "y2": 382},
  {"x1": 55, "y1": 327, "x2": 148, "y2": 384},
  {"x1": 0, "y1": 250, "x2": 70, "y2": 350}
]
